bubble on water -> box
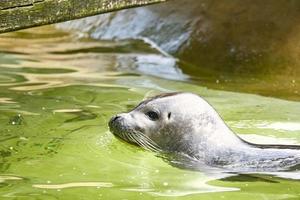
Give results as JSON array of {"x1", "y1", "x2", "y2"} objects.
[{"x1": 9, "y1": 114, "x2": 25, "y2": 125}]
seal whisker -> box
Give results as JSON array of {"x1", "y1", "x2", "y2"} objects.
[
  {"x1": 130, "y1": 132, "x2": 143, "y2": 146},
  {"x1": 132, "y1": 133, "x2": 151, "y2": 151},
  {"x1": 131, "y1": 133, "x2": 153, "y2": 151},
  {"x1": 133, "y1": 133, "x2": 149, "y2": 150},
  {"x1": 129, "y1": 133, "x2": 140, "y2": 146},
  {"x1": 128, "y1": 133, "x2": 136, "y2": 143},
  {"x1": 122, "y1": 132, "x2": 129, "y2": 141},
  {"x1": 138, "y1": 132, "x2": 161, "y2": 150},
  {"x1": 142, "y1": 138, "x2": 160, "y2": 152},
  {"x1": 139, "y1": 139, "x2": 157, "y2": 152},
  {"x1": 135, "y1": 132, "x2": 161, "y2": 152}
]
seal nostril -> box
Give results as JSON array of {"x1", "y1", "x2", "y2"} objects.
[
  {"x1": 109, "y1": 116, "x2": 121, "y2": 127},
  {"x1": 112, "y1": 115, "x2": 121, "y2": 122}
]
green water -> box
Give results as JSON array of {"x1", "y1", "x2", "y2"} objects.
[{"x1": 0, "y1": 26, "x2": 300, "y2": 200}]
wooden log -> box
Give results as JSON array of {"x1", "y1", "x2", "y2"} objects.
[{"x1": 0, "y1": 0, "x2": 166, "y2": 34}]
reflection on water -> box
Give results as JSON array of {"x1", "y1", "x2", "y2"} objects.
[
  {"x1": 33, "y1": 182, "x2": 114, "y2": 189},
  {"x1": 0, "y1": 26, "x2": 299, "y2": 199}
]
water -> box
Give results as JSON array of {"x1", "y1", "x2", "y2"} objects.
[{"x1": 0, "y1": 26, "x2": 300, "y2": 199}]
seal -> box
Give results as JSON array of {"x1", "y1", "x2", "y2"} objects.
[{"x1": 109, "y1": 92, "x2": 300, "y2": 171}]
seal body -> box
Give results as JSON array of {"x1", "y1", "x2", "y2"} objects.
[{"x1": 109, "y1": 92, "x2": 300, "y2": 171}]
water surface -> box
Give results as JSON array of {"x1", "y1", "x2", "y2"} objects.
[{"x1": 0, "y1": 26, "x2": 300, "y2": 199}]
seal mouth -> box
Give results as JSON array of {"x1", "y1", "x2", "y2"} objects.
[{"x1": 108, "y1": 116, "x2": 161, "y2": 152}]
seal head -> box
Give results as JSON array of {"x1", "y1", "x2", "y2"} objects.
[
  {"x1": 109, "y1": 92, "x2": 240, "y2": 155},
  {"x1": 109, "y1": 92, "x2": 300, "y2": 171}
]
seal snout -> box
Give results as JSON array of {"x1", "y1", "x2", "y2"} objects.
[
  {"x1": 109, "y1": 115, "x2": 122, "y2": 129},
  {"x1": 108, "y1": 114, "x2": 126, "y2": 136}
]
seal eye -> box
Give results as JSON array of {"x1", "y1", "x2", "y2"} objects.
[{"x1": 145, "y1": 111, "x2": 159, "y2": 121}]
